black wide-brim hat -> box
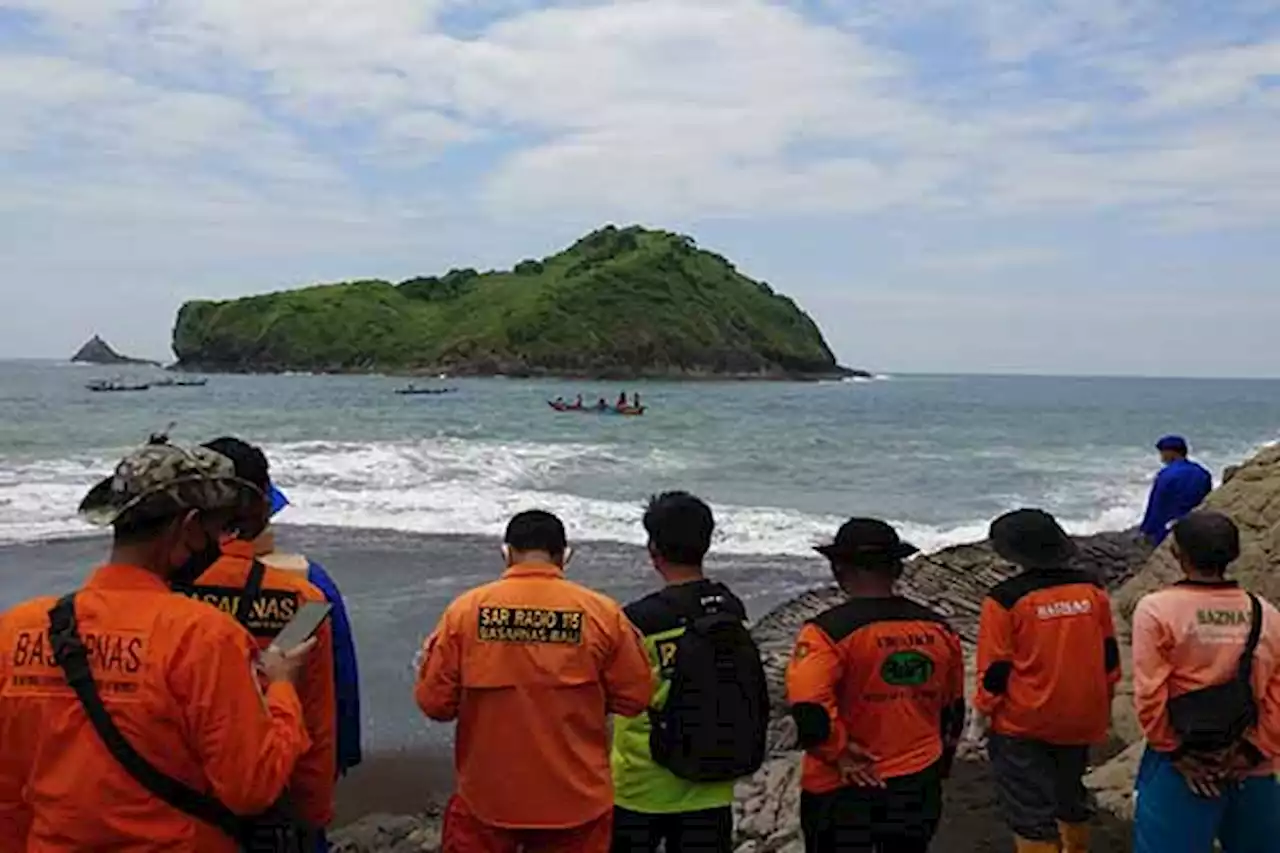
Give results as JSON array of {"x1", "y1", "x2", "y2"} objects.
[
  {"x1": 815, "y1": 517, "x2": 919, "y2": 564},
  {"x1": 990, "y1": 508, "x2": 1078, "y2": 567}
]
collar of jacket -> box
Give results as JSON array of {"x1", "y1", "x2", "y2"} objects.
[
  {"x1": 220, "y1": 538, "x2": 256, "y2": 560},
  {"x1": 85, "y1": 563, "x2": 173, "y2": 592},
  {"x1": 501, "y1": 562, "x2": 565, "y2": 579}
]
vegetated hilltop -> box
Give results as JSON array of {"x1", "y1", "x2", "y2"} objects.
[{"x1": 172, "y1": 225, "x2": 860, "y2": 379}]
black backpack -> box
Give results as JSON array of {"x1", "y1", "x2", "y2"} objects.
[
  {"x1": 648, "y1": 608, "x2": 769, "y2": 782},
  {"x1": 1167, "y1": 592, "x2": 1264, "y2": 756}
]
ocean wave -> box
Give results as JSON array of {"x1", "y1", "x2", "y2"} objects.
[{"x1": 0, "y1": 436, "x2": 1153, "y2": 555}]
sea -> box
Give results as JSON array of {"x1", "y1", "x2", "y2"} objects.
[{"x1": 2, "y1": 360, "x2": 1279, "y2": 754}]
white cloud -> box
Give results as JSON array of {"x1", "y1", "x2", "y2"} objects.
[
  {"x1": 2, "y1": 0, "x2": 1280, "y2": 367},
  {"x1": 909, "y1": 247, "x2": 1062, "y2": 274}
]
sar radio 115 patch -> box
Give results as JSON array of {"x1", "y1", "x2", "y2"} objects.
[
  {"x1": 477, "y1": 606, "x2": 584, "y2": 645},
  {"x1": 176, "y1": 586, "x2": 300, "y2": 638}
]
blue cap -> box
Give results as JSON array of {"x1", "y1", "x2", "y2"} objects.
[
  {"x1": 267, "y1": 483, "x2": 290, "y2": 517},
  {"x1": 1156, "y1": 435, "x2": 1189, "y2": 453}
]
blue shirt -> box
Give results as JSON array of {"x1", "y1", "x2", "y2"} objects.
[{"x1": 1141, "y1": 459, "x2": 1213, "y2": 544}]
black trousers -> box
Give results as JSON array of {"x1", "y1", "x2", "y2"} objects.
[
  {"x1": 987, "y1": 733, "x2": 1094, "y2": 842},
  {"x1": 800, "y1": 763, "x2": 943, "y2": 853},
  {"x1": 611, "y1": 806, "x2": 734, "y2": 853}
]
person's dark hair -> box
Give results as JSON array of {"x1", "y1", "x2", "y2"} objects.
[
  {"x1": 504, "y1": 510, "x2": 567, "y2": 556},
  {"x1": 112, "y1": 512, "x2": 181, "y2": 545},
  {"x1": 201, "y1": 437, "x2": 270, "y2": 490},
  {"x1": 1173, "y1": 511, "x2": 1241, "y2": 575},
  {"x1": 643, "y1": 491, "x2": 714, "y2": 566}
]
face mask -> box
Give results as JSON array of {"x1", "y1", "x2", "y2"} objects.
[{"x1": 169, "y1": 519, "x2": 222, "y2": 586}]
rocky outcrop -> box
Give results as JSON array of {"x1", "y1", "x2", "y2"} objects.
[
  {"x1": 331, "y1": 813, "x2": 440, "y2": 853},
  {"x1": 70, "y1": 335, "x2": 158, "y2": 366},
  {"x1": 1086, "y1": 444, "x2": 1280, "y2": 816}
]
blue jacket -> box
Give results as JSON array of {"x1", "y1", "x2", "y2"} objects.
[
  {"x1": 305, "y1": 561, "x2": 361, "y2": 853},
  {"x1": 1141, "y1": 459, "x2": 1213, "y2": 544},
  {"x1": 306, "y1": 560, "x2": 362, "y2": 775}
]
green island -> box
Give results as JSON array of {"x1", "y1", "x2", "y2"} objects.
[{"x1": 173, "y1": 225, "x2": 862, "y2": 379}]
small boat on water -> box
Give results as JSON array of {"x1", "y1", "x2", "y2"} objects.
[
  {"x1": 395, "y1": 385, "x2": 458, "y2": 396},
  {"x1": 87, "y1": 379, "x2": 150, "y2": 393},
  {"x1": 548, "y1": 401, "x2": 646, "y2": 416},
  {"x1": 152, "y1": 377, "x2": 208, "y2": 388}
]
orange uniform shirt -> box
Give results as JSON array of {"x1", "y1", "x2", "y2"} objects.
[
  {"x1": 786, "y1": 596, "x2": 965, "y2": 794},
  {"x1": 0, "y1": 564, "x2": 310, "y2": 853},
  {"x1": 185, "y1": 539, "x2": 337, "y2": 828},
  {"x1": 1132, "y1": 580, "x2": 1280, "y2": 773},
  {"x1": 973, "y1": 568, "x2": 1120, "y2": 745},
  {"x1": 415, "y1": 563, "x2": 652, "y2": 829}
]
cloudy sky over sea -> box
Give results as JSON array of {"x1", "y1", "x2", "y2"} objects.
[{"x1": 2, "y1": 0, "x2": 1278, "y2": 376}]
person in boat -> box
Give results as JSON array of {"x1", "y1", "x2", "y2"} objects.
[
  {"x1": 554, "y1": 397, "x2": 566, "y2": 409},
  {"x1": 575, "y1": 394, "x2": 584, "y2": 409},
  {"x1": 597, "y1": 398, "x2": 609, "y2": 411},
  {"x1": 618, "y1": 392, "x2": 628, "y2": 409},
  {"x1": 632, "y1": 393, "x2": 641, "y2": 410}
]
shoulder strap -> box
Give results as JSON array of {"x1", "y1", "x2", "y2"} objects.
[
  {"x1": 1237, "y1": 593, "x2": 1265, "y2": 685},
  {"x1": 235, "y1": 559, "x2": 267, "y2": 627},
  {"x1": 47, "y1": 595, "x2": 242, "y2": 840}
]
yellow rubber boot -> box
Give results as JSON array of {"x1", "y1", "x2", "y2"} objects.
[
  {"x1": 1014, "y1": 837, "x2": 1061, "y2": 852},
  {"x1": 1058, "y1": 821, "x2": 1090, "y2": 853}
]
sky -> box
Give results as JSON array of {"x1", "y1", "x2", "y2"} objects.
[{"x1": 2, "y1": 0, "x2": 1279, "y2": 376}]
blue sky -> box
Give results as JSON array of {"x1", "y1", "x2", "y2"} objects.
[{"x1": 2, "y1": 0, "x2": 1279, "y2": 376}]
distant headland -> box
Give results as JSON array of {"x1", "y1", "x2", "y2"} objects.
[{"x1": 171, "y1": 225, "x2": 867, "y2": 381}]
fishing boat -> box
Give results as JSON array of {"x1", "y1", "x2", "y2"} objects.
[
  {"x1": 152, "y1": 377, "x2": 209, "y2": 388},
  {"x1": 395, "y1": 385, "x2": 458, "y2": 396},
  {"x1": 87, "y1": 379, "x2": 151, "y2": 393},
  {"x1": 548, "y1": 400, "x2": 646, "y2": 416}
]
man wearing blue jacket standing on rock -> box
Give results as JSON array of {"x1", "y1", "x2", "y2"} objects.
[{"x1": 1141, "y1": 436, "x2": 1213, "y2": 545}]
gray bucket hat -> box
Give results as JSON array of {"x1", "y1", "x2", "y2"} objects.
[{"x1": 78, "y1": 443, "x2": 263, "y2": 528}]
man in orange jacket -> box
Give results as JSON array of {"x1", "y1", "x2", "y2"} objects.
[
  {"x1": 0, "y1": 441, "x2": 314, "y2": 853},
  {"x1": 972, "y1": 509, "x2": 1121, "y2": 853},
  {"x1": 787, "y1": 518, "x2": 965, "y2": 853},
  {"x1": 416, "y1": 510, "x2": 653, "y2": 853},
  {"x1": 170, "y1": 437, "x2": 337, "y2": 838}
]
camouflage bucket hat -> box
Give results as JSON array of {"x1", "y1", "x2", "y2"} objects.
[{"x1": 78, "y1": 443, "x2": 264, "y2": 528}]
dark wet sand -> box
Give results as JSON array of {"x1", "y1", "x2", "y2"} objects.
[{"x1": 334, "y1": 749, "x2": 1134, "y2": 850}]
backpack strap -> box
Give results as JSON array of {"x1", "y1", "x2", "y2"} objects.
[
  {"x1": 1237, "y1": 593, "x2": 1265, "y2": 686},
  {"x1": 47, "y1": 594, "x2": 243, "y2": 840},
  {"x1": 235, "y1": 559, "x2": 267, "y2": 627}
]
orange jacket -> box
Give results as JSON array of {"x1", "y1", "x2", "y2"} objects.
[
  {"x1": 786, "y1": 596, "x2": 965, "y2": 794},
  {"x1": 1132, "y1": 581, "x2": 1280, "y2": 772},
  {"x1": 415, "y1": 562, "x2": 652, "y2": 829},
  {"x1": 0, "y1": 563, "x2": 310, "y2": 853},
  {"x1": 184, "y1": 539, "x2": 337, "y2": 828},
  {"x1": 973, "y1": 568, "x2": 1120, "y2": 744}
]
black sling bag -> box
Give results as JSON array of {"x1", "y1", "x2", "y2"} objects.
[
  {"x1": 49, "y1": 561, "x2": 306, "y2": 853},
  {"x1": 1167, "y1": 592, "x2": 1264, "y2": 757}
]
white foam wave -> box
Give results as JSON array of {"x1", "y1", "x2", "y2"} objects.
[{"x1": 0, "y1": 436, "x2": 1158, "y2": 556}]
